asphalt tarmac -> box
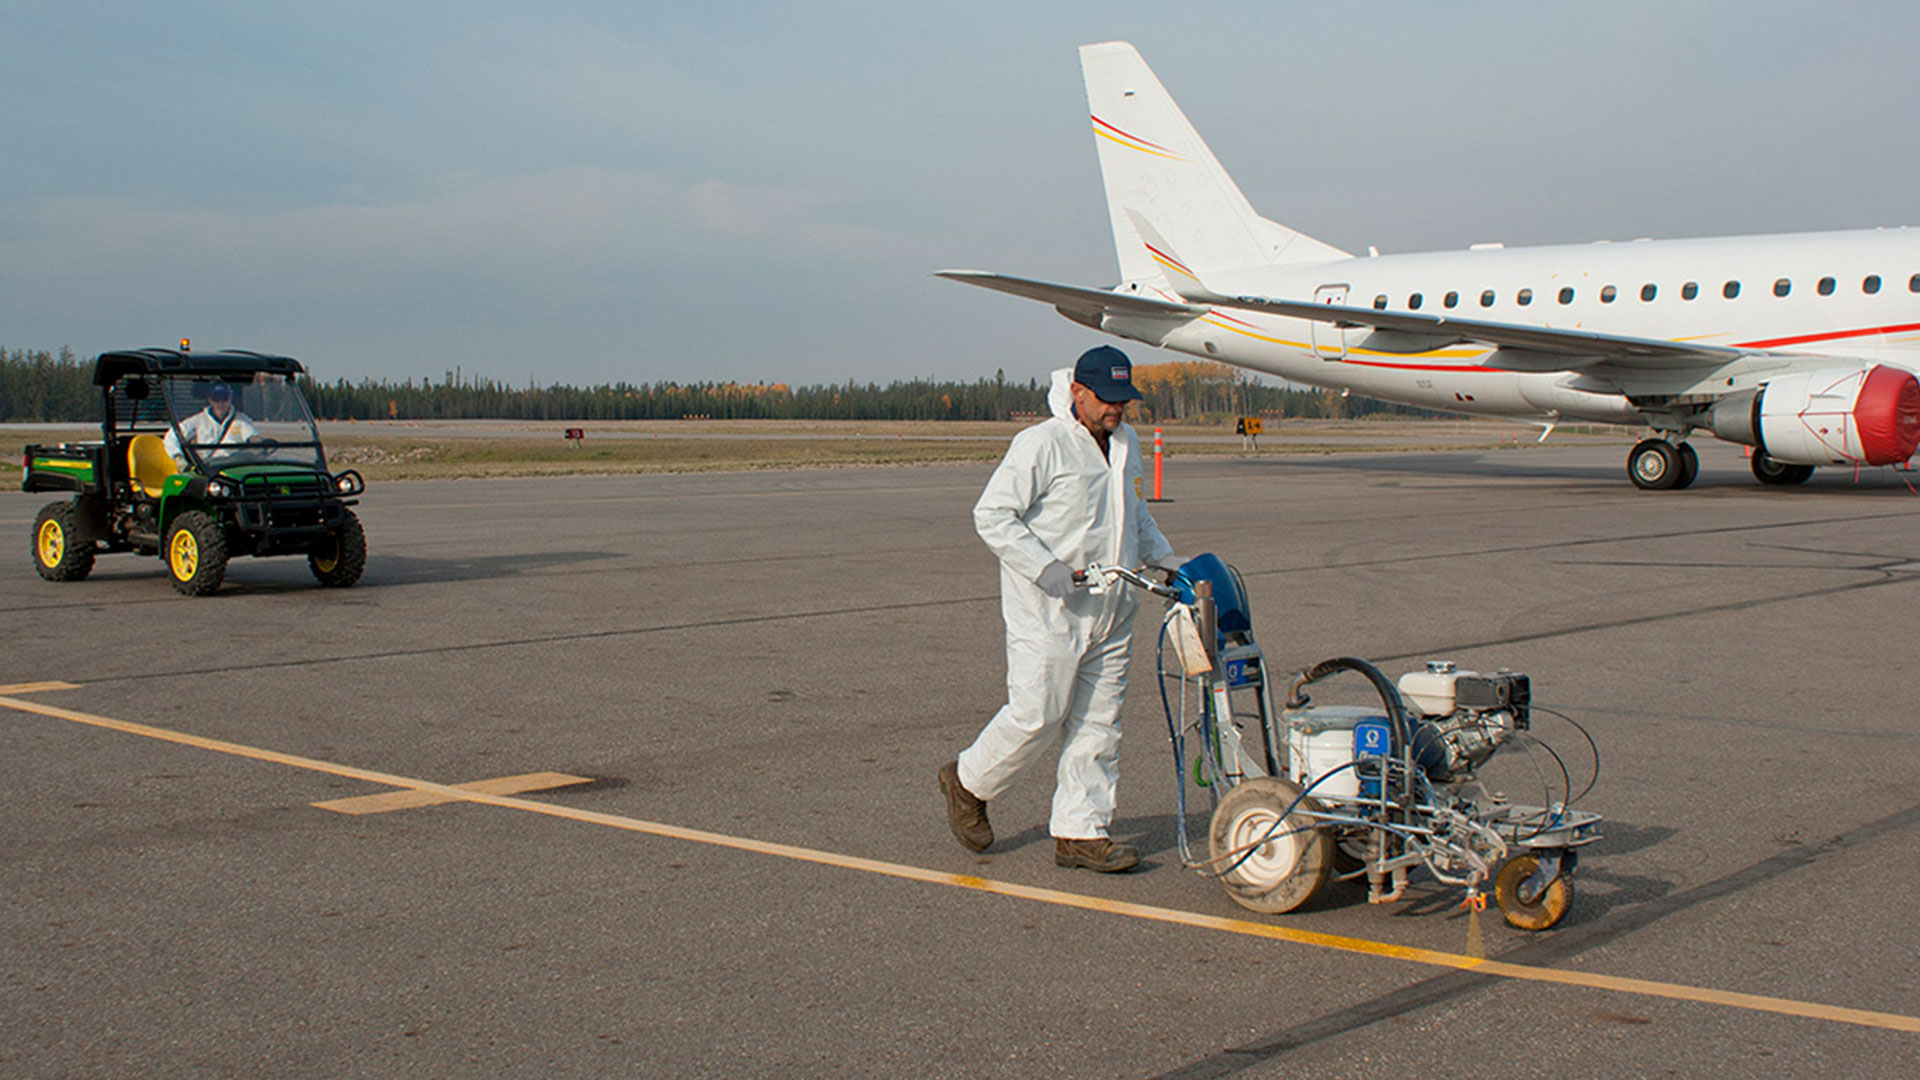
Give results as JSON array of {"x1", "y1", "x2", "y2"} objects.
[{"x1": 4, "y1": 439, "x2": 1917, "y2": 1078}]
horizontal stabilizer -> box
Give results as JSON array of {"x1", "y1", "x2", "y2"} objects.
[
  {"x1": 937, "y1": 270, "x2": 1206, "y2": 324},
  {"x1": 1122, "y1": 210, "x2": 1208, "y2": 297}
]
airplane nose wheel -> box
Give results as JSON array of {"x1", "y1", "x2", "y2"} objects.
[{"x1": 1628, "y1": 439, "x2": 1697, "y2": 490}]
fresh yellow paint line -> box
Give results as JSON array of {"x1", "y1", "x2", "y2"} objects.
[
  {"x1": 0, "y1": 681, "x2": 82, "y2": 695},
  {"x1": 312, "y1": 770, "x2": 593, "y2": 815},
  {"x1": 5, "y1": 689, "x2": 1917, "y2": 1035}
]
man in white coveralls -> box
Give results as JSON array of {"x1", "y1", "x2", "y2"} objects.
[
  {"x1": 164, "y1": 382, "x2": 258, "y2": 469},
  {"x1": 940, "y1": 346, "x2": 1177, "y2": 873}
]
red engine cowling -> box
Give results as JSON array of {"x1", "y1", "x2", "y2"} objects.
[{"x1": 1710, "y1": 365, "x2": 1920, "y2": 466}]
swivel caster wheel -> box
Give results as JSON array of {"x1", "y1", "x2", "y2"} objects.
[{"x1": 1494, "y1": 854, "x2": 1574, "y2": 930}]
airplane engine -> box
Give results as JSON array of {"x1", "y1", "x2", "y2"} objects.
[{"x1": 1705, "y1": 364, "x2": 1920, "y2": 466}]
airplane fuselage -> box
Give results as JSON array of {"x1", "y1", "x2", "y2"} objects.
[{"x1": 1149, "y1": 228, "x2": 1920, "y2": 427}]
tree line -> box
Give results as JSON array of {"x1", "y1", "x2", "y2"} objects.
[
  {"x1": 0, "y1": 348, "x2": 1438, "y2": 423},
  {"x1": 0, "y1": 348, "x2": 97, "y2": 422}
]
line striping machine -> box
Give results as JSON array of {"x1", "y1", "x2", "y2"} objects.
[{"x1": 1085, "y1": 555, "x2": 1600, "y2": 930}]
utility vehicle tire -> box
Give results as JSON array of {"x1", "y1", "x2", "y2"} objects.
[
  {"x1": 308, "y1": 509, "x2": 366, "y2": 588},
  {"x1": 166, "y1": 511, "x2": 228, "y2": 596},
  {"x1": 1494, "y1": 854, "x2": 1574, "y2": 931},
  {"x1": 33, "y1": 501, "x2": 95, "y2": 582},
  {"x1": 1209, "y1": 777, "x2": 1332, "y2": 915},
  {"x1": 1751, "y1": 451, "x2": 1815, "y2": 486}
]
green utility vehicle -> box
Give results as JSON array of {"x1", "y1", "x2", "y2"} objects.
[{"x1": 24, "y1": 348, "x2": 367, "y2": 596}]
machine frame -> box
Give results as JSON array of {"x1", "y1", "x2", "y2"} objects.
[{"x1": 1092, "y1": 561, "x2": 1599, "y2": 930}]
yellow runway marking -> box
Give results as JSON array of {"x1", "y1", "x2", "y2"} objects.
[
  {"x1": 4, "y1": 686, "x2": 1917, "y2": 1036},
  {"x1": 0, "y1": 681, "x2": 82, "y2": 695},
  {"x1": 312, "y1": 770, "x2": 593, "y2": 814}
]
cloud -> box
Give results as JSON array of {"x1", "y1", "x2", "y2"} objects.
[
  {"x1": 0, "y1": 163, "x2": 953, "y2": 383},
  {"x1": 1, "y1": 165, "x2": 934, "y2": 294},
  {"x1": 686, "y1": 180, "x2": 929, "y2": 260}
]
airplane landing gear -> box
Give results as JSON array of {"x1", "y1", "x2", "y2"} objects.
[{"x1": 1628, "y1": 438, "x2": 1697, "y2": 490}]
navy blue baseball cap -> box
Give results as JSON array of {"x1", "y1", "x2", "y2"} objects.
[{"x1": 1072, "y1": 345, "x2": 1142, "y2": 402}]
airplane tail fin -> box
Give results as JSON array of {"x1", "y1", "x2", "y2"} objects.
[{"x1": 1079, "y1": 41, "x2": 1348, "y2": 288}]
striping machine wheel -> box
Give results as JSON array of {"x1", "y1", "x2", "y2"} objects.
[
  {"x1": 1494, "y1": 854, "x2": 1574, "y2": 931},
  {"x1": 1209, "y1": 776, "x2": 1331, "y2": 915}
]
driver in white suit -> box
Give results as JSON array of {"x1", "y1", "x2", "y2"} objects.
[{"x1": 164, "y1": 382, "x2": 258, "y2": 469}]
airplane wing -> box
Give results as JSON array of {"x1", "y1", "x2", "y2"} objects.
[
  {"x1": 1197, "y1": 292, "x2": 1744, "y2": 371},
  {"x1": 940, "y1": 271, "x2": 1749, "y2": 374},
  {"x1": 937, "y1": 270, "x2": 1206, "y2": 323}
]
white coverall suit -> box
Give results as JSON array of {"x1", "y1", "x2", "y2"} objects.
[
  {"x1": 164, "y1": 407, "x2": 258, "y2": 468},
  {"x1": 956, "y1": 370, "x2": 1174, "y2": 839}
]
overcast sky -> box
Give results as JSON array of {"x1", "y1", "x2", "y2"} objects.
[{"x1": 6, "y1": 2, "x2": 1920, "y2": 389}]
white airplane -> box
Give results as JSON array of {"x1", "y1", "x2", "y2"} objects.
[{"x1": 941, "y1": 41, "x2": 1920, "y2": 490}]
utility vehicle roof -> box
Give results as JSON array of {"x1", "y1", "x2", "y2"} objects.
[{"x1": 92, "y1": 348, "x2": 305, "y2": 386}]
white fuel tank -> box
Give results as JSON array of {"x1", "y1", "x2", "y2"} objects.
[
  {"x1": 1286, "y1": 705, "x2": 1389, "y2": 800},
  {"x1": 1398, "y1": 661, "x2": 1476, "y2": 717}
]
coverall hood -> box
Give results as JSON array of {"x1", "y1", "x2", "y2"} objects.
[{"x1": 1048, "y1": 367, "x2": 1074, "y2": 421}]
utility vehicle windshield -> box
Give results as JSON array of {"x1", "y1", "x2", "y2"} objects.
[{"x1": 162, "y1": 373, "x2": 325, "y2": 471}]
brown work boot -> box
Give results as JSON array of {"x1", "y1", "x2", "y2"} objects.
[
  {"x1": 1054, "y1": 837, "x2": 1140, "y2": 873},
  {"x1": 939, "y1": 761, "x2": 992, "y2": 852}
]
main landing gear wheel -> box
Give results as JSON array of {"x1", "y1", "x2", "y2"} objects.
[
  {"x1": 1751, "y1": 451, "x2": 1815, "y2": 486},
  {"x1": 33, "y1": 501, "x2": 95, "y2": 582},
  {"x1": 1628, "y1": 439, "x2": 1695, "y2": 490},
  {"x1": 308, "y1": 509, "x2": 367, "y2": 587},
  {"x1": 1674, "y1": 442, "x2": 1699, "y2": 489},
  {"x1": 1209, "y1": 777, "x2": 1332, "y2": 914},
  {"x1": 166, "y1": 511, "x2": 228, "y2": 596},
  {"x1": 1494, "y1": 854, "x2": 1574, "y2": 930}
]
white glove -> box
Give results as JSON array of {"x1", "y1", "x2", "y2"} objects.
[
  {"x1": 1153, "y1": 554, "x2": 1184, "y2": 585},
  {"x1": 1035, "y1": 560, "x2": 1076, "y2": 599}
]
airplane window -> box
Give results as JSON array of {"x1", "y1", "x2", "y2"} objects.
[
  {"x1": 1864, "y1": 275, "x2": 1882, "y2": 294},
  {"x1": 1773, "y1": 278, "x2": 1791, "y2": 297},
  {"x1": 1444, "y1": 291, "x2": 1459, "y2": 308},
  {"x1": 1910, "y1": 274, "x2": 1920, "y2": 293},
  {"x1": 1819, "y1": 277, "x2": 1837, "y2": 296},
  {"x1": 1558, "y1": 287, "x2": 1574, "y2": 304},
  {"x1": 1517, "y1": 288, "x2": 1533, "y2": 306},
  {"x1": 1724, "y1": 280, "x2": 1741, "y2": 299},
  {"x1": 1640, "y1": 284, "x2": 1657, "y2": 302},
  {"x1": 1480, "y1": 290, "x2": 1495, "y2": 307},
  {"x1": 1408, "y1": 293, "x2": 1423, "y2": 309},
  {"x1": 1682, "y1": 282, "x2": 1699, "y2": 300},
  {"x1": 1373, "y1": 294, "x2": 1388, "y2": 309},
  {"x1": 1600, "y1": 285, "x2": 1617, "y2": 303}
]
